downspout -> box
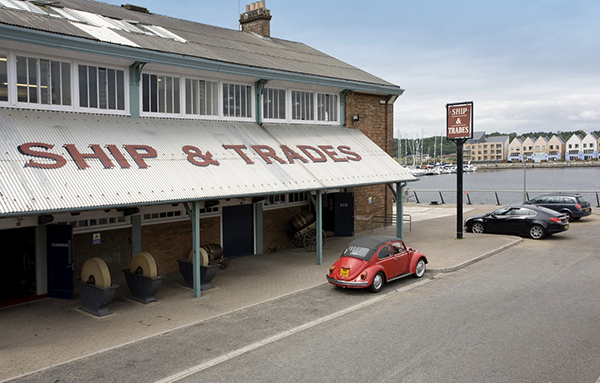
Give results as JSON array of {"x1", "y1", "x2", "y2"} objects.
[
  {"x1": 340, "y1": 89, "x2": 352, "y2": 127},
  {"x1": 129, "y1": 61, "x2": 146, "y2": 119},
  {"x1": 255, "y1": 79, "x2": 269, "y2": 125}
]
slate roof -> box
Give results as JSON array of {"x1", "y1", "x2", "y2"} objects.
[{"x1": 0, "y1": 0, "x2": 401, "y2": 92}]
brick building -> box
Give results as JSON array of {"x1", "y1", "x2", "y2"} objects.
[{"x1": 0, "y1": 0, "x2": 413, "y2": 305}]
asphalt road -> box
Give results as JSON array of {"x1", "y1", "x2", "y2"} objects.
[{"x1": 11, "y1": 218, "x2": 600, "y2": 383}]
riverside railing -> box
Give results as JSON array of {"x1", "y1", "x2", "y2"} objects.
[{"x1": 407, "y1": 189, "x2": 600, "y2": 207}]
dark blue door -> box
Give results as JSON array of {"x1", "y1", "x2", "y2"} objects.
[
  {"x1": 222, "y1": 204, "x2": 254, "y2": 258},
  {"x1": 334, "y1": 192, "x2": 354, "y2": 236},
  {"x1": 47, "y1": 225, "x2": 74, "y2": 299}
]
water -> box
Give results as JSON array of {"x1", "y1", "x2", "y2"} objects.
[{"x1": 406, "y1": 167, "x2": 600, "y2": 206}]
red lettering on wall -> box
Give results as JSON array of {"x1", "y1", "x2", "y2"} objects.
[
  {"x1": 64, "y1": 144, "x2": 115, "y2": 169},
  {"x1": 123, "y1": 145, "x2": 157, "y2": 168},
  {"x1": 318, "y1": 145, "x2": 348, "y2": 162},
  {"x1": 337, "y1": 145, "x2": 362, "y2": 161},
  {"x1": 106, "y1": 145, "x2": 132, "y2": 169},
  {"x1": 18, "y1": 142, "x2": 67, "y2": 169},
  {"x1": 182, "y1": 146, "x2": 220, "y2": 167},
  {"x1": 252, "y1": 145, "x2": 287, "y2": 164},
  {"x1": 223, "y1": 144, "x2": 254, "y2": 164},
  {"x1": 297, "y1": 145, "x2": 327, "y2": 163}
]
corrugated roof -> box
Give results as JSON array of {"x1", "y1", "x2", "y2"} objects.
[
  {"x1": 0, "y1": 0, "x2": 401, "y2": 91},
  {"x1": 0, "y1": 109, "x2": 414, "y2": 216}
]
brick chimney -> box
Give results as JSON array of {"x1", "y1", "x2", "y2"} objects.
[{"x1": 239, "y1": 1, "x2": 272, "y2": 38}]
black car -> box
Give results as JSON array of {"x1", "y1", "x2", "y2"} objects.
[
  {"x1": 524, "y1": 193, "x2": 592, "y2": 221},
  {"x1": 464, "y1": 205, "x2": 569, "y2": 239}
]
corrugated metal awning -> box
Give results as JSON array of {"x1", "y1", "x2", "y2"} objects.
[{"x1": 0, "y1": 109, "x2": 415, "y2": 216}]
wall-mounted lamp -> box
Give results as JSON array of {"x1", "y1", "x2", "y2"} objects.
[{"x1": 352, "y1": 114, "x2": 360, "y2": 122}]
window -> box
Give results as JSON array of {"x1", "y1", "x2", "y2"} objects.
[
  {"x1": 142, "y1": 73, "x2": 180, "y2": 114},
  {"x1": 79, "y1": 65, "x2": 125, "y2": 110},
  {"x1": 185, "y1": 78, "x2": 218, "y2": 116},
  {"x1": 0, "y1": 54, "x2": 6, "y2": 102},
  {"x1": 291, "y1": 90, "x2": 314, "y2": 121},
  {"x1": 16, "y1": 55, "x2": 71, "y2": 105},
  {"x1": 317, "y1": 93, "x2": 337, "y2": 122},
  {"x1": 223, "y1": 82, "x2": 252, "y2": 118},
  {"x1": 263, "y1": 88, "x2": 286, "y2": 119}
]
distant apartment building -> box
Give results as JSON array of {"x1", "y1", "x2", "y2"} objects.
[
  {"x1": 582, "y1": 133, "x2": 599, "y2": 160},
  {"x1": 547, "y1": 135, "x2": 566, "y2": 161},
  {"x1": 463, "y1": 132, "x2": 509, "y2": 162},
  {"x1": 566, "y1": 134, "x2": 583, "y2": 161}
]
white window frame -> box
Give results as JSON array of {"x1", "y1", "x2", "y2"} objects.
[
  {"x1": 13, "y1": 52, "x2": 74, "y2": 110},
  {"x1": 77, "y1": 63, "x2": 127, "y2": 113},
  {"x1": 222, "y1": 81, "x2": 253, "y2": 120},
  {"x1": 141, "y1": 71, "x2": 182, "y2": 116},
  {"x1": 262, "y1": 87, "x2": 286, "y2": 121},
  {"x1": 185, "y1": 77, "x2": 219, "y2": 117}
]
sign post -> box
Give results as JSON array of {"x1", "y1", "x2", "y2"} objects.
[{"x1": 446, "y1": 101, "x2": 473, "y2": 239}]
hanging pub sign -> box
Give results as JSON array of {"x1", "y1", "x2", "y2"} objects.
[{"x1": 446, "y1": 101, "x2": 474, "y2": 140}]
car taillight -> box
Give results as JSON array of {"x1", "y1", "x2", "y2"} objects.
[
  {"x1": 549, "y1": 217, "x2": 561, "y2": 223},
  {"x1": 329, "y1": 266, "x2": 335, "y2": 274},
  {"x1": 575, "y1": 204, "x2": 582, "y2": 210},
  {"x1": 360, "y1": 271, "x2": 367, "y2": 280}
]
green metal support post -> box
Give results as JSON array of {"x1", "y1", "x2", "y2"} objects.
[{"x1": 316, "y1": 190, "x2": 323, "y2": 265}]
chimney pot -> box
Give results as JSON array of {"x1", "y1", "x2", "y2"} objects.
[
  {"x1": 260, "y1": 1, "x2": 265, "y2": 8},
  {"x1": 245, "y1": 4, "x2": 250, "y2": 11}
]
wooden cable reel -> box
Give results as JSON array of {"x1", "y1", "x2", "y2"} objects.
[
  {"x1": 188, "y1": 248, "x2": 209, "y2": 267},
  {"x1": 81, "y1": 257, "x2": 111, "y2": 288},
  {"x1": 131, "y1": 252, "x2": 158, "y2": 277}
]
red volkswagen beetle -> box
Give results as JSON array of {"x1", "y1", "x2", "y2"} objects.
[{"x1": 326, "y1": 235, "x2": 427, "y2": 293}]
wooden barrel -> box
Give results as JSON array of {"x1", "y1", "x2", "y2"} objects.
[
  {"x1": 201, "y1": 244, "x2": 224, "y2": 261},
  {"x1": 290, "y1": 211, "x2": 314, "y2": 231}
]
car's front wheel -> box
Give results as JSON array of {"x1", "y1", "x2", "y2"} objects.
[
  {"x1": 369, "y1": 272, "x2": 385, "y2": 293},
  {"x1": 413, "y1": 258, "x2": 426, "y2": 278},
  {"x1": 471, "y1": 222, "x2": 485, "y2": 234},
  {"x1": 529, "y1": 224, "x2": 545, "y2": 239}
]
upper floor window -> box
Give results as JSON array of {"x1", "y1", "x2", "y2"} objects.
[
  {"x1": 16, "y1": 55, "x2": 71, "y2": 105},
  {"x1": 263, "y1": 88, "x2": 286, "y2": 120},
  {"x1": 78, "y1": 65, "x2": 125, "y2": 111},
  {"x1": 317, "y1": 93, "x2": 337, "y2": 122},
  {"x1": 142, "y1": 73, "x2": 180, "y2": 114},
  {"x1": 185, "y1": 78, "x2": 219, "y2": 116},
  {"x1": 223, "y1": 82, "x2": 252, "y2": 118},
  {"x1": 0, "y1": 54, "x2": 7, "y2": 102},
  {"x1": 291, "y1": 90, "x2": 314, "y2": 121}
]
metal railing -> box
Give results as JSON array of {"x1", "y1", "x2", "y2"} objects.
[
  {"x1": 407, "y1": 189, "x2": 600, "y2": 207},
  {"x1": 371, "y1": 214, "x2": 411, "y2": 232}
]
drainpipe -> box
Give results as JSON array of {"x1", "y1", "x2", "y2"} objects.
[
  {"x1": 340, "y1": 89, "x2": 352, "y2": 127},
  {"x1": 255, "y1": 79, "x2": 269, "y2": 125},
  {"x1": 129, "y1": 61, "x2": 146, "y2": 119}
]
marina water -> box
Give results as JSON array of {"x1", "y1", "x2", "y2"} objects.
[{"x1": 407, "y1": 167, "x2": 600, "y2": 206}]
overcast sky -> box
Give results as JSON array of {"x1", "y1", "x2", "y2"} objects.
[{"x1": 101, "y1": 0, "x2": 599, "y2": 139}]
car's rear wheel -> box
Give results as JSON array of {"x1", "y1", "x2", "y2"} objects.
[
  {"x1": 562, "y1": 211, "x2": 572, "y2": 221},
  {"x1": 369, "y1": 272, "x2": 385, "y2": 293},
  {"x1": 413, "y1": 258, "x2": 426, "y2": 278},
  {"x1": 529, "y1": 224, "x2": 545, "y2": 239},
  {"x1": 471, "y1": 222, "x2": 484, "y2": 234}
]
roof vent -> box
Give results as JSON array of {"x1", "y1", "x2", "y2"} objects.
[{"x1": 121, "y1": 4, "x2": 150, "y2": 14}]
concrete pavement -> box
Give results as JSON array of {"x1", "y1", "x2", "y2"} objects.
[{"x1": 0, "y1": 203, "x2": 526, "y2": 382}]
